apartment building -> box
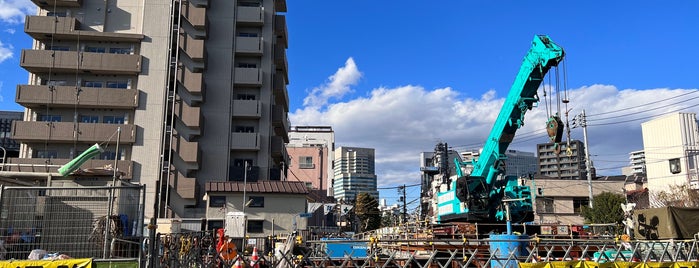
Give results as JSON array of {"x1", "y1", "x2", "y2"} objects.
[
  {"x1": 0, "y1": 111, "x2": 23, "y2": 158},
  {"x1": 622, "y1": 150, "x2": 646, "y2": 176},
  {"x1": 287, "y1": 126, "x2": 335, "y2": 198},
  {"x1": 333, "y1": 147, "x2": 378, "y2": 202},
  {"x1": 537, "y1": 140, "x2": 589, "y2": 180},
  {"x1": 10, "y1": 0, "x2": 290, "y2": 221}
]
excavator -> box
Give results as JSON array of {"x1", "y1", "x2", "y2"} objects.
[{"x1": 431, "y1": 35, "x2": 565, "y2": 223}]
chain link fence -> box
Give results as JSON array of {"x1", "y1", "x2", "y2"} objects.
[{"x1": 0, "y1": 184, "x2": 145, "y2": 260}]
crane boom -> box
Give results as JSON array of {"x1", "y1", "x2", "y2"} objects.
[{"x1": 435, "y1": 35, "x2": 564, "y2": 223}]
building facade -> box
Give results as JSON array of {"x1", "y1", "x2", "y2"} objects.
[
  {"x1": 641, "y1": 112, "x2": 699, "y2": 193},
  {"x1": 10, "y1": 0, "x2": 290, "y2": 223},
  {"x1": 287, "y1": 126, "x2": 335, "y2": 197},
  {"x1": 622, "y1": 150, "x2": 646, "y2": 176},
  {"x1": 537, "y1": 140, "x2": 588, "y2": 180},
  {"x1": 0, "y1": 111, "x2": 23, "y2": 158},
  {"x1": 333, "y1": 147, "x2": 378, "y2": 202}
]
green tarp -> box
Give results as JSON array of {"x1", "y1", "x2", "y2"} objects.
[{"x1": 634, "y1": 206, "x2": 699, "y2": 239}]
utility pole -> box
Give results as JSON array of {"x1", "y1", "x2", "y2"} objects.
[
  {"x1": 580, "y1": 109, "x2": 595, "y2": 208},
  {"x1": 401, "y1": 185, "x2": 407, "y2": 224}
]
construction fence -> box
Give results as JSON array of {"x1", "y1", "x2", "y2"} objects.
[{"x1": 0, "y1": 185, "x2": 145, "y2": 261}]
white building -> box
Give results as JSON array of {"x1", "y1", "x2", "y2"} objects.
[{"x1": 641, "y1": 112, "x2": 699, "y2": 194}]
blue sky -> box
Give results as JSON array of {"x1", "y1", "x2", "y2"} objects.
[{"x1": 1, "y1": 1, "x2": 698, "y2": 207}]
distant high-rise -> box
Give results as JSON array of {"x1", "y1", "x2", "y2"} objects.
[
  {"x1": 623, "y1": 150, "x2": 646, "y2": 176},
  {"x1": 0, "y1": 111, "x2": 23, "y2": 157},
  {"x1": 641, "y1": 112, "x2": 699, "y2": 192},
  {"x1": 537, "y1": 140, "x2": 588, "y2": 180},
  {"x1": 11, "y1": 0, "x2": 290, "y2": 220},
  {"x1": 333, "y1": 147, "x2": 378, "y2": 202}
]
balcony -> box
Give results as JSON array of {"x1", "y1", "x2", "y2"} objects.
[
  {"x1": 272, "y1": 105, "x2": 289, "y2": 142},
  {"x1": 274, "y1": 43, "x2": 288, "y2": 72},
  {"x1": 170, "y1": 170, "x2": 197, "y2": 203},
  {"x1": 4, "y1": 157, "x2": 132, "y2": 179},
  {"x1": 21, "y1": 50, "x2": 142, "y2": 74},
  {"x1": 273, "y1": 73, "x2": 289, "y2": 111},
  {"x1": 275, "y1": 0, "x2": 287, "y2": 12},
  {"x1": 11, "y1": 121, "x2": 136, "y2": 144},
  {"x1": 232, "y1": 100, "x2": 261, "y2": 119},
  {"x1": 24, "y1": 16, "x2": 144, "y2": 42},
  {"x1": 230, "y1": 132, "x2": 260, "y2": 151},
  {"x1": 30, "y1": 0, "x2": 81, "y2": 7},
  {"x1": 234, "y1": 68, "x2": 262, "y2": 86},
  {"x1": 270, "y1": 135, "x2": 287, "y2": 163},
  {"x1": 171, "y1": 135, "x2": 199, "y2": 176},
  {"x1": 236, "y1": 6, "x2": 263, "y2": 25},
  {"x1": 275, "y1": 15, "x2": 288, "y2": 48},
  {"x1": 179, "y1": 34, "x2": 205, "y2": 61},
  {"x1": 175, "y1": 101, "x2": 201, "y2": 130},
  {"x1": 228, "y1": 165, "x2": 260, "y2": 182},
  {"x1": 16, "y1": 85, "x2": 138, "y2": 109},
  {"x1": 235, "y1": 36, "x2": 263, "y2": 56},
  {"x1": 182, "y1": 1, "x2": 207, "y2": 30},
  {"x1": 176, "y1": 68, "x2": 204, "y2": 106}
]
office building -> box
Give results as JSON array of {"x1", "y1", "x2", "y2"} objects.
[
  {"x1": 537, "y1": 140, "x2": 588, "y2": 180},
  {"x1": 10, "y1": 0, "x2": 290, "y2": 222},
  {"x1": 333, "y1": 147, "x2": 378, "y2": 202},
  {"x1": 641, "y1": 112, "x2": 699, "y2": 193}
]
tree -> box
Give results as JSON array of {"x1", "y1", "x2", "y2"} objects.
[
  {"x1": 650, "y1": 184, "x2": 699, "y2": 208},
  {"x1": 354, "y1": 193, "x2": 381, "y2": 232},
  {"x1": 580, "y1": 192, "x2": 626, "y2": 224}
]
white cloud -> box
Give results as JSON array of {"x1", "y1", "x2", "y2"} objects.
[
  {"x1": 4, "y1": 28, "x2": 15, "y2": 34},
  {"x1": 0, "y1": 40, "x2": 13, "y2": 63},
  {"x1": 0, "y1": 0, "x2": 36, "y2": 24},
  {"x1": 302, "y1": 57, "x2": 361, "y2": 108},
  {"x1": 291, "y1": 59, "x2": 699, "y2": 188}
]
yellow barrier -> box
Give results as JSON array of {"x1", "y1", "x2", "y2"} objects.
[
  {"x1": 520, "y1": 261, "x2": 699, "y2": 268},
  {"x1": 0, "y1": 258, "x2": 92, "y2": 268}
]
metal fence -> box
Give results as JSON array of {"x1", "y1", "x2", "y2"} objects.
[{"x1": 0, "y1": 185, "x2": 145, "y2": 260}]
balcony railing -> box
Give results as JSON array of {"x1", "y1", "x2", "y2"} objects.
[
  {"x1": 236, "y1": 6, "x2": 263, "y2": 25},
  {"x1": 273, "y1": 74, "x2": 289, "y2": 111},
  {"x1": 16, "y1": 85, "x2": 138, "y2": 109},
  {"x1": 230, "y1": 132, "x2": 260, "y2": 151},
  {"x1": 232, "y1": 100, "x2": 261, "y2": 119},
  {"x1": 235, "y1": 36, "x2": 263, "y2": 56},
  {"x1": 234, "y1": 68, "x2": 262, "y2": 86},
  {"x1": 11, "y1": 121, "x2": 136, "y2": 144},
  {"x1": 21, "y1": 50, "x2": 142, "y2": 74},
  {"x1": 24, "y1": 16, "x2": 143, "y2": 42},
  {"x1": 3, "y1": 157, "x2": 133, "y2": 179}
]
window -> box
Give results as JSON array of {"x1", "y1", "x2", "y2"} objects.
[
  {"x1": 669, "y1": 158, "x2": 681, "y2": 174},
  {"x1": 237, "y1": 32, "x2": 258, "y2": 37},
  {"x1": 573, "y1": 198, "x2": 589, "y2": 214},
  {"x1": 536, "y1": 198, "x2": 554, "y2": 213},
  {"x1": 109, "y1": 47, "x2": 131, "y2": 54},
  {"x1": 38, "y1": 115, "x2": 61, "y2": 122},
  {"x1": 248, "y1": 196, "x2": 264, "y2": 208},
  {"x1": 206, "y1": 220, "x2": 224, "y2": 231},
  {"x1": 45, "y1": 80, "x2": 67, "y2": 86},
  {"x1": 236, "y1": 94, "x2": 256, "y2": 100},
  {"x1": 298, "y1": 156, "x2": 314, "y2": 169},
  {"x1": 103, "y1": 116, "x2": 125, "y2": 124},
  {"x1": 238, "y1": 1, "x2": 261, "y2": 7},
  {"x1": 100, "y1": 150, "x2": 124, "y2": 160},
  {"x1": 234, "y1": 126, "x2": 254, "y2": 133},
  {"x1": 47, "y1": 12, "x2": 67, "y2": 17},
  {"x1": 106, "y1": 81, "x2": 129, "y2": 89},
  {"x1": 35, "y1": 150, "x2": 57, "y2": 158},
  {"x1": 47, "y1": 45, "x2": 69, "y2": 51},
  {"x1": 237, "y1": 63, "x2": 256, "y2": 68},
  {"x1": 80, "y1": 115, "x2": 99, "y2": 123},
  {"x1": 209, "y1": 196, "x2": 226, "y2": 207},
  {"x1": 85, "y1": 46, "x2": 106, "y2": 53},
  {"x1": 84, "y1": 81, "x2": 103, "y2": 88},
  {"x1": 233, "y1": 159, "x2": 253, "y2": 167},
  {"x1": 246, "y1": 220, "x2": 264, "y2": 233}
]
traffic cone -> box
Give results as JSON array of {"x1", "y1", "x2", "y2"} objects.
[
  {"x1": 233, "y1": 258, "x2": 242, "y2": 268},
  {"x1": 250, "y1": 247, "x2": 260, "y2": 268}
]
